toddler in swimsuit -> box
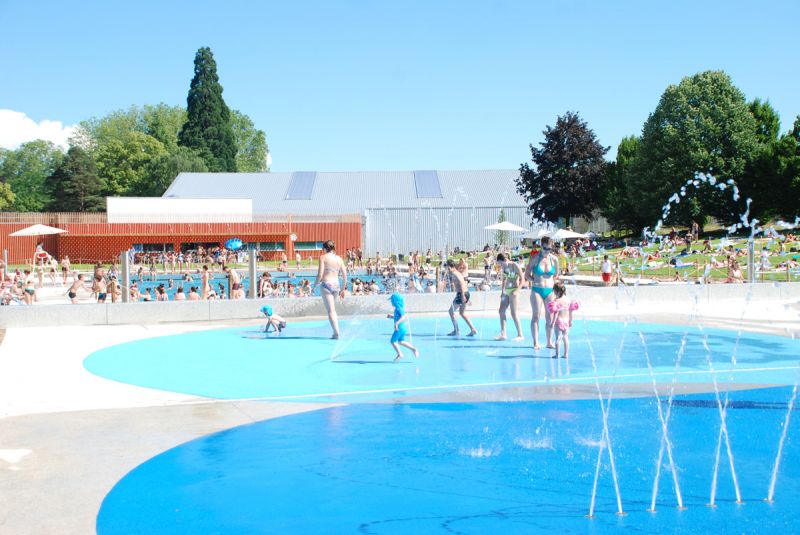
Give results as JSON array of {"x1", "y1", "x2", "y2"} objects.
[
  {"x1": 261, "y1": 305, "x2": 288, "y2": 335},
  {"x1": 546, "y1": 282, "x2": 579, "y2": 359},
  {"x1": 387, "y1": 293, "x2": 419, "y2": 361}
]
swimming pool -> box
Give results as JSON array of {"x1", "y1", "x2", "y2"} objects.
[{"x1": 127, "y1": 270, "x2": 413, "y2": 300}]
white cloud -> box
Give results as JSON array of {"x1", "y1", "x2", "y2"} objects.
[{"x1": 0, "y1": 109, "x2": 77, "y2": 150}]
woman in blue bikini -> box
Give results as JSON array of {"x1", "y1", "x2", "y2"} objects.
[
  {"x1": 314, "y1": 240, "x2": 348, "y2": 339},
  {"x1": 524, "y1": 236, "x2": 559, "y2": 350}
]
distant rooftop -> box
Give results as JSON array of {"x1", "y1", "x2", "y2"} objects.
[{"x1": 163, "y1": 170, "x2": 525, "y2": 215}]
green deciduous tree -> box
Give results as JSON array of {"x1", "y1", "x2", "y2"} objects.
[
  {"x1": 143, "y1": 147, "x2": 208, "y2": 197},
  {"x1": 629, "y1": 71, "x2": 759, "y2": 229},
  {"x1": 749, "y1": 98, "x2": 781, "y2": 145},
  {"x1": 741, "y1": 99, "x2": 783, "y2": 221},
  {"x1": 517, "y1": 111, "x2": 608, "y2": 225},
  {"x1": 600, "y1": 135, "x2": 642, "y2": 231},
  {"x1": 231, "y1": 110, "x2": 269, "y2": 172},
  {"x1": 495, "y1": 208, "x2": 509, "y2": 246},
  {"x1": 0, "y1": 181, "x2": 15, "y2": 210},
  {"x1": 95, "y1": 131, "x2": 167, "y2": 196},
  {"x1": 772, "y1": 115, "x2": 800, "y2": 220},
  {"x1": 178, "y1": 47, "x2": 238, "y2": 172},
  {"x1": 46, "y1": 146, "x2": 104, "y2": 212},
  {"x1": 142, "y1": 104, "x2": 187, "y2": 152},
  {"x1": 0, "y1": 140, "x2": 64, "y2": 211}
]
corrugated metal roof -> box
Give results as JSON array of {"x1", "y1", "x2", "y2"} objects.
[{"x1": 163, "y1": 170, "x2": 526, "y2": 215}]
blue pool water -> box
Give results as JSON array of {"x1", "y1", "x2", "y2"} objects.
[
  {"x1": 84, "y1": 317, "x2": 799, "y2": 402},
  {"x1": 87, "y1": 316, "x2": 800, "y2": 533},
  {"x1": 129, "y1": 271, "x2": 405, "y2": 299},
  {"x1": 97, "y1": 388, "x2": 800, "y2": 534}
]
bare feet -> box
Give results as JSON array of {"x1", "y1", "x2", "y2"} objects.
[
  {"x1": 413, "y1": 348, "x2": 419, "y2": 358},
  {"x1": 533, "y1": 345, "x2": 541, "y2": 350},
  {"x1": 546, "y1": 344, "x2": 556, "y2": 349},
  {"x1": 394, "y1": 354, "x2": 402, "y2": 361},
  {"x1": 513, "y1": 336, "x2": 524, "y2": 342}
]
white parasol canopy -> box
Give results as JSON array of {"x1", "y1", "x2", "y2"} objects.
[
  {"x1": 9, "y1": 224, "x2": 68, "y2": 237},
  {"x1": 547, "y1": 228, "x2": 589, "y2": 241},
  {"x1": 521, "y1": 228, "x2": 551, "y2": 240},
  {"x1": 484, "y1": 221, "x2": 526, "y2": 232}
]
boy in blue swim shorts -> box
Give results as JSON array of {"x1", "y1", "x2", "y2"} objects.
[
  {"x1": 260, "y1": 305, "x2": 287, "y2": 335},
  {"x1": 387, "y1": 293, "x2": 419, "y2": 361}
]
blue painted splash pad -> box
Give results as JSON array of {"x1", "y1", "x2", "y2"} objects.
[
  {"x1": 84, "y1": 318, "x2": 800, "y2": 401},
  {"x1": 97, "y1": 389, "x2": 800, "y2": 534}
]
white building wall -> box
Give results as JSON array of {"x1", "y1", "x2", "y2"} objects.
[
  {"x1": 107, "y1": 197, "x2": 253, "y2": 223},
  {"x1": 363, "y1": 206, "x2": 530, "y2": 255}
]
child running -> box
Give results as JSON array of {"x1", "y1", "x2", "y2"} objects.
[
  {"x1": 260, "y1": 305, "x2": 288, "y2": 335},
  {"x1": 387, "y1": 293, "x2": 419, "y2": 361},
  {"x1": 546, "y1": 282, "x2": 579, "y2": 359}
]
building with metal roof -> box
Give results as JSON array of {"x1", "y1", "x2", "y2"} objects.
[{"x1": 164, "y1": 170, "x2": 531, "y2": 255}]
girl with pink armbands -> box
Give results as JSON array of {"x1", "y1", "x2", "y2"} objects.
[{"x1": 547, "y1": 282, "x2": 579, "y2": 359}]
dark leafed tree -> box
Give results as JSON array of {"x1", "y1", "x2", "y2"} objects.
[
  {"x1": 516, "y1": 111, "x2": 608, "y2": 225},
  {"x1": 178, "y1": 47, "x2": 238, "y2": 172},
  {"x1": 47, "y1": 146, "x2": 105, "y2": 212}
]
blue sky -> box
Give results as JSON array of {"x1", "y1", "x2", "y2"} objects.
[{"x1": 1, "y1": 0, "x2": 798, "y2": 171}]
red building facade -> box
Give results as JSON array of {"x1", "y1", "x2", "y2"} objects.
[{"x1": 0, "y1": 214, "x2": 362, "y2": 264}]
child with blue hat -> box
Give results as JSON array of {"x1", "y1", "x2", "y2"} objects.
[
  {"x1": 260, "y1": 304, "x2": 288, "y2": 335},
  {"x1": 387, "y1": 293, "x2": 419, "y2": 361}
]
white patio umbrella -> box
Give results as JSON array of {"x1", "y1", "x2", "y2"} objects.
[
  {"x1": 484, "y1": 221, "x2": 526, "y2": 232},
  {"x1": 9, "y1": 224, "x2": 68, "y2": 266},
  {"x1": 547, "y1": 228, "x2": 589, "y2": 241},
  {"x1": 521, "y1": 228, "x2": 551, "y2": 240},
  {"x1": 9, "y1": 224, "x2": 68, "y2": 237}
]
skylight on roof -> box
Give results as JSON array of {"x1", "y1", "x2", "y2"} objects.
[
  {"x1": 413, "y1": 170, "x2": 442, "y2": 198},
  {"x1": 285, "y1": 172, "x2": 317, "y2": 200}
]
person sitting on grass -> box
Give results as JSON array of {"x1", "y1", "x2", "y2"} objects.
[
  {"x1": 386, "y1": 293, "x2": 419, "y2": 361},
  {"x1": 725, "y1": 260, "x2": 744, "y2": 283},
  {"x1": 260, "y1": 305, "x2": 287, "y2": 335}
]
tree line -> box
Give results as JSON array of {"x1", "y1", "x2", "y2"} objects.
[
  {"x1": 0, "y1": 47, "x2": 268, "y2": 212},
  {"x1": 517, "y1": 70, "x2": 800, "y2": 234}
]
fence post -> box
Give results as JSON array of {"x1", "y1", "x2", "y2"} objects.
[
  {"x1": 120, "y1": 250, "x2": 130, "y2": 303},
  {"x1": 747, "y1": 240, "x2": 755, "y2": 283},
  {"x1": 248, "y1": 248, "x2": 257, "y2": 299}
]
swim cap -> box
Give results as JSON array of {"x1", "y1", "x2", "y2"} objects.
[
  {"x1": 260, "y1": 305, "x2": 273, "y2": 316},
  {"x1": 389, "y1": 293, "x2": 404, "y2": 307}
]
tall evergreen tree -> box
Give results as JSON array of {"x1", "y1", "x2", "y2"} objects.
[
  {"x1": 178, "y1": 47, "x2": 238, "y2": 172},
  {"x1": 47, "y1": 146, "x2": 105, "y2": 212},
  {"x1": 516, "y1": 111, "x2": 608, "y2": 225}
]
